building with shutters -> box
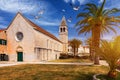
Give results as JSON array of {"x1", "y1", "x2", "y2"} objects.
[{"x1": 0, "y1": 12, "x2": 68, "y2": 62}]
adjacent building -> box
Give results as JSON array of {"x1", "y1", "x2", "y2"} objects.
[{"x1": 68, "y1": 45, "x2": 89, "y2": 56}]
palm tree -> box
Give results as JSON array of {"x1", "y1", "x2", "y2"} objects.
[
  {"x1": 96, "y1": 36, "x2": 120, "y2": 78},
  {"x1": 75, "y1": 0, "x2": 120, "y2": 64},
  {"x1": 69, "y1": 39, "x2": 82, "y2": 57},
  {"x1": 85, "y1": 37, "x2": 93, "y2": 61}
]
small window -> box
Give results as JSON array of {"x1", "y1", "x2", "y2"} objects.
[
  {"x1": 2, "y1": 40, "x2": 5, "y2": 45},
  {"x1": 63, "y1": 28, "x2": 65, "y2": 32},
  {"x1": 60, "y1": 28, "x2": 62, "y2": 32},
  {"x1": 0, "y1": 39, "x2": 7, "y2": 45}
]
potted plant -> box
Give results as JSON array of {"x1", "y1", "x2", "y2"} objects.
[{"x1": 96, "y1": 36, "x2": 120, "y2": 78}]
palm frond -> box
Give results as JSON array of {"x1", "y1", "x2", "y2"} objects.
[
  {"x1": 75, "y1": 18, "x2": 89, "y2": 27},
  {"x1": 105, "y1": 26, "x2": 117, "y2": 34},
  {"x1": 77, "y1": 25, "x2": 92, "y2": 35},
  {"x1": 101, "y1": 25, "x2": 110, "y2": 35},
  {"x1": 84, "y1": 3, "x2": 98, "y2": 16},
  {"x1": 85, "y1": 3, "x2": 97, "y2": 11},
  {"x1": 77, "y1": 13, "x2": 90, "y2": 18},
  {"x1": 98, "y1": 0, "x2": 106, "y2": 16},
  {"x1": 103, "y1": 8, "x2": 120, "y2": 16},
  {"x1": 96, "y1": 38, "x2": 120, "y2": 70}
]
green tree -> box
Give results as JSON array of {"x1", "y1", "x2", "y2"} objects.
[
  {"x1": 96, "y1": 36, "x2": 120, "y2": 78},
  {"x1": 85, "y1": 37, "x2": 93, "y2": 61},
  {"x1": 75, "y1": 0, "x2": 120, "y2": 64},
  {"x1": 69, "y1": 39, "x2": 82, "y2": 57}
]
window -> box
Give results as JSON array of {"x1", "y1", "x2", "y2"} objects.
[
  {"x1": 16, "y1": 32, "x2": 23, "y2": 41},
  {"x1": 60, "y1": 28, "x2": 62, "y2": 32},
  {"x1": 63, "y1": 28, "x2": 65, "y2": 32},
  {"x1": 0, "y1": 39, "x2": 7, "y2": 45},
  {"x1": 2, "y1": 40, "x2": 5, "y2": 45}
]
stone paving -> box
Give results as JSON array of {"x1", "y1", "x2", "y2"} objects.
[
  {"x1": 0, "y1": 60, "x2": 109, "y2": 67},
  {"x1": 0, "y1": 61, "x2": 94, "y2": 67}
]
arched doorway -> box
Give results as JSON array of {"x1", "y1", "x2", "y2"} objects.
[{"x1": 16, "y1": 46, "x2": 23, "y2": 62}]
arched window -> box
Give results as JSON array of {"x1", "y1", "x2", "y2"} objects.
[
  {"x1": 63, "y1": 28, "x2": 65, "y2": 32},
  {"x1": 60, "y1": 28, "x2": 62, "y2": 32}
]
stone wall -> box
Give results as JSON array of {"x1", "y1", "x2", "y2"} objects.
[{"x1": 7, "y1": 14, "x2": 36, "y2": 62}]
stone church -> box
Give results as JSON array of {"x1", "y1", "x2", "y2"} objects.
[{"x1": 0, "y1": 12, "x2": 68, "y2": 62}]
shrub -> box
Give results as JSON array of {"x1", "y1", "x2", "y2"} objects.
[{"x1": 59, "y1": 53, "x2": 68, "y2": 59}]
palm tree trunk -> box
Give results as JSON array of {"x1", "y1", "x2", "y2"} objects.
[
  {"x1": 108, "y1": 69, "x2": 117, "y2": 78},
  {"x1": 90, "y1": 45, "x2": 94, "y2": 61},
  {"x1": 108, "y1": 64, "x2": 117, "y2": 78},
  {"x1": 74, "y1": 46, "x2": 76, "y2": 58},
  {"x1": 92, "y1": 26, "x2": 101, "y2": 65}
]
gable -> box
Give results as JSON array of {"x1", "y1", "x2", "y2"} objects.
[{"x1": 7, "y1": 12, "x2": 62, "y2": 43}]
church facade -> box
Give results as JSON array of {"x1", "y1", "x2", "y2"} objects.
[{"x1": 0, "y1": 12, "x2": 68, "y2": 62}]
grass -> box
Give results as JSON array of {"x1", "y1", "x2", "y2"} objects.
[
  {"x1": 0, "y1": 64, "x2": 109, "y2": 80},
  {"x1": 50, "y1": 58, "x2": 93, "y2": 63},
  {"x1": 97, "y1": 73, "x2": 120, "y2": 80}
]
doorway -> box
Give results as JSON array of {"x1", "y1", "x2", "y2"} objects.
[{"x1": 17, "y1": 52, "x2": 23, "y2": 61}]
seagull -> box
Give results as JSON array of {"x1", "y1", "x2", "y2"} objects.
[
  {"x1": 38, "y1": 9, "x2": 45, "y2": 15},
  {"x1": 67, "y1": 16, "x2": 72, "y2": 22},
  {"x1": 34, "y1": 15, "x2": 41, "y2": 19},
  {"x1": 31, "y1": 14, "x2": 41, "y2": 19},
  {"x1": 70, "y1": 2, "x2": 80, "y2": 11},
  {"x1": 62, "y1": 9, "x2": 66, "y2": 12},
  {"x1": 73, "y1": 6, "x2": 80, "y2": 11}
]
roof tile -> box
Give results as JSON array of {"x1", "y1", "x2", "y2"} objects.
[{"x1": 19, "y1": 13, "x2": 62, "y2": 43}]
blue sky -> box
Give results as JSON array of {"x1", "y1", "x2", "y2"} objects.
[{"x1": 0, "y1": 0, "x2": 120, "y2": 42}]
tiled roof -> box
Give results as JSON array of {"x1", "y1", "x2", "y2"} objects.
[
  {"x1": 0, "y1": 29, "x2": 6, "y2": 32},
  {"x1": 0, "y1": 30, "x2": 3, "y2": 32},
  {"x1": 19, "y1": 13, "x2": 62, "y2": 43}
]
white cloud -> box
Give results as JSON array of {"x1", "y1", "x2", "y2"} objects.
[
  {"x1": 64, "y1": 0, "x2": 85, "y2": 5},
  {"x1": 0, "y1": 0, "x2": 59, "y2": 26},
  {"x1": 98, "y1": 0, "x2": 104, "y2": 4},
  {"x1": 78, "y1": 0, "x2": 85, "y2": 4},
  {"x1": 101, "y1": 31, "x2": 118, "y2": 41},
  {"x1": 34, "y1": 19, "x2": 60, "y2": 26},
  {"x1": 104, "y1": 0, "x2": 120, "y2": 9},
  {"x1": 102, "y1": 35, "x2": 113, "y2": 41},
  {"x1": 0, "y1": 0, "x2": 40, "y2": 13},
  {"x1": 69, "y1": 36, "x2": 86, "y2": 41},
  {"x1": 64, "y1": 0, "x2": 70, "y2": 3},
  {"x1": 0, "y1": 16, "x2": 8, "y2": 28},
  {"x1": 0, "y1": 24, "x2": 7, "y2": 29},
  {"x1": 108, "y1": 3, "x2": 120, "y2": 9},
  {"x1": 0, "y1": 16, "x2": 8, "y2": 24},
  {"x1": 71, "y1": 0, "x2": 76, "y2": 4},
  {"x1": 0, "y1": 16, "x2": 5, "y2": 21}
]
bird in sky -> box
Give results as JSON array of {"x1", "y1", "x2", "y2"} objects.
[
  {"x1": 38, "y1": 9, "x2": 45, "y2": 15},
  {"x1": 67, "y1": 16, "x2": 72, "y2": 22},
  {"x1": 70, "y1": 1, "x2": 80, "y2": 11},
  {"x1": 31, "y1": 14, "x2": 41, "y2": 19},
  {"x1": 62, "y1": 9, "x2": 66, "y2": 12}
]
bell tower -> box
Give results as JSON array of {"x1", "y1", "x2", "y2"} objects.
[{"x1": 59, "y1": 16, "x2": 68, "y2": 54}]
